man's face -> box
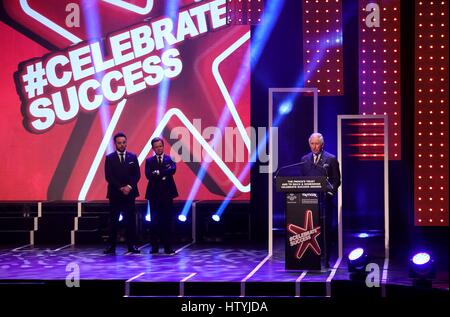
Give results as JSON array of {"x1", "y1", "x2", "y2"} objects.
[
  {"x1": 115, "y1": 136, "x2": 127, "y2": 153},
  {"x1": 152, "y1": 141, "x2": 164, "y2": 156},
  {"x1": 309, "y1": 136, "x2": 323, "y2": 154}
]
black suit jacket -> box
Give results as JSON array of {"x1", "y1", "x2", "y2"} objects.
[
  {"x1": 299, "y1": 150, "x2": 341, "y2": 195},
  {"x1": 105, "y1": 151, "x2": 141, "y2": 199},
  {"x1": 145, "y1": 155, "x2": 179, "y2": 202}
]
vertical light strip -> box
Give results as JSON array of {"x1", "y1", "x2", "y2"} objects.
[
  {"x1": 303, "y1": 0, "x2": 344, "y2": 95},
  {"x1": 414, "y1": 0, "x2": 449, "y2": 226},
  {"x1": 359, "y1": 0, "x2": 401, "y2": 160}
]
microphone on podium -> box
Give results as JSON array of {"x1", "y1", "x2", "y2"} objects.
[{"x1": 274, "y1": 161, "x2": 306, "y2": 180}]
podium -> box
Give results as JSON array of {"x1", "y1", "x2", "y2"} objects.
[{"x1": 276, "y1": 176, "x2": 327, "y2": 270}]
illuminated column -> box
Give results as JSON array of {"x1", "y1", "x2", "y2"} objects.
[
  {"x1": 415, "y1": 1, "x2": 449, "y2": 226},
  {"x1": 303, "y1": 0, "x2": 344, "y2": 95},
  {"x1": 358, "y1": 0, "x2": 401, "y2": 160}
]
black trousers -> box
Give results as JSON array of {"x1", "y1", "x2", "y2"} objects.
[
  {"x1": 108, "y1": 195, "x2": 137, "y2": 249},
  {"x1": 149, "y1": 197, "x2": 174, "y2": 251}
]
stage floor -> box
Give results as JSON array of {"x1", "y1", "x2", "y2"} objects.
[{"x1": 0, "y1": 240, "x2": 448, "y2": 299}]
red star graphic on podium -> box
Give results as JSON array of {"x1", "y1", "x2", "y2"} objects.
[{"x1": 287, "y1": 210, "x2": 321, "y2": 259}]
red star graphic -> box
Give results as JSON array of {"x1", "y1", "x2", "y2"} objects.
[
  {"x1": 287, "y1": 210, "x2": 321, "y2": 259},
  {"x1": 3, "y1": 0, "x2": 250, "y2": 200}
]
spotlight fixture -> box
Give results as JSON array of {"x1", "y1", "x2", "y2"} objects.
[
  {"x1": 178, "y1": 214, "x2": 187, "y2": 222},
  {"x1": 357, "y1": 232, "x2": 369, "y2": 238},
  {"x1": 212, "y1": 214, "x2": 221, "y2": 222},
  {"x1": 409, "y1": 252, "x2": 436, "y2": 287},
  {"x1": 348, "y1": 248, "x2": 369, "y2": 274}
]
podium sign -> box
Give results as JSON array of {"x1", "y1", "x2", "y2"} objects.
[
  {"x1": 276, "y1": 176, "x2": 326, "y2": 270},
  {"x1": 276, "y1": 176, "x2": 326, "y2": 192}
]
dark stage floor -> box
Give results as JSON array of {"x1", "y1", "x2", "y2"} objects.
[{"x1": 0, "y1": 239, "x2": 448, "y2": 301}]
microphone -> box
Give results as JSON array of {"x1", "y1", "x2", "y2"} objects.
[{"x1": 274, "y1": 161, "x2": 306, "y2": 179}]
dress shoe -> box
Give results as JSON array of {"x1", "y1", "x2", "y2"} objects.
[
  {"x1": 103, "y1": 246, "x2": 116, "y2": 255},
  {"x1": 164, "y1": 249, "x2": 175, "y2": 255},
  {"x1": 150, "y1": 247, "x2": 159, "y2": 254},
  {"x1": 127, "y1": 247, "x2": 140, "y2": 254}
]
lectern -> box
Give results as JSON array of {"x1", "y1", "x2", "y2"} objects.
[{"x1": 276, "y1": 176, "x2": 327, "y2": 270}]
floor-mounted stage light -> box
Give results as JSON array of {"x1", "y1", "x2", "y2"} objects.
[
  {"x1": 357, "y1": 232, "x2": 369, "y2": 238},
  {"x1": 212, "y1": 214, "x2": 221, "y2": 222},
  {"x1": 409, "y1": 252, "x2": 436, "y2": 287},
  {"x1": 178, "y1": 214, "x2": 187, "y2": 222},
  {"x1": 348, "y1": 248, "x2": 369, "y2": 278}
]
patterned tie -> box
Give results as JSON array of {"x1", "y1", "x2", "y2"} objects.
[{"x1": 314, "y1": 154, "x2": 319, "y2": 164}]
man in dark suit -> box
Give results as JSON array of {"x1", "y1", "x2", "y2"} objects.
[
  {"x1": 145, "y1": 137, "x2": 178, "y2": 255},
  {"x1": 104, "y1": 132, "x2": 141, "y2": 254},
  {"x1": 299, "y1": 133, "x2": 341, "y2": 267}
]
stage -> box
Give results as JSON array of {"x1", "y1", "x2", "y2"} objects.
[
  {"x1": 0, "y1": 201, "x2": 448, "y2": 305},
  {"x1": 0, "y1": 0, "x2": 449, "y2": 312},
  {"x1": 1, "y1": 240, "x2": 447, "y2": 299}
]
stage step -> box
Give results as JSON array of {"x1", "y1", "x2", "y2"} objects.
[
  {"x1": 37, "y1": 214, "x2": 74, "y2": 228},
  {"x1": 126, "y1": 280, "x2": 332, "y2": 297},
  {"x1": 0, "y1": 217, "x2": 35, "y2": 230},
  {"x1": 74, "y1": 229, "x2": 104, "y2": 244},
  {"x1": 126, "y1": 272, "x2": 244, "y2": 297},
  {"x1": 0, "y1": 230, "x2": 30, "y2": 244},
  {"x1": 41, "y1": 202, "x2": 78, "y2": 213},
  {"x1": 33, "y1": 214, "x2": 74, "y2": 245},
  {"x1": 77, "y1": 216, "x2": 101, "y2": 230},
  {"x1": 81, "y1": 202, "x2": 110, "y2": 214},
  {"x1": 34, "y1": 232, "x2": 71, "y2": 244},
  {"x1": 0, "y1": 202, "x2": 39, "y2": 215},
  {"x1": 245, "y1": 281, "x2": 298, "y2": 297},
  {"x1": 128, "y1": 281, "x2": 181, "y2": 296},
  {"x1": 128, "y1": 281, "x2": 245, "y2": 297}
]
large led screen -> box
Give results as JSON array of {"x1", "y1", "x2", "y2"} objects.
[{"x1": 0, "y1": 0, "x2": 251, "y2": 201}]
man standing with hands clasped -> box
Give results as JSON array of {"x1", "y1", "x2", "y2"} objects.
[
  {"x1": 145, "y1": 137, "x2": 178, "y2": 255},
  {"x1": 104, "y1": 132, "x2": 141, "y2": 255}
]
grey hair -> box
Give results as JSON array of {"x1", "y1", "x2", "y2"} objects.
[{"x1": 309, "y1": 132, "x2": 324, "y2": 145}]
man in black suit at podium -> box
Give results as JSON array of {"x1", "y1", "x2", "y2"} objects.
[
  {"x1": 104, "y1": 132, "x2": 141, "y2": 254},
  {"x1": 299, "y1": 132, "x2": 341, "y2": 267},
  {"x1": 145, "y1": 137, "x2": 179, "y2": 255}
]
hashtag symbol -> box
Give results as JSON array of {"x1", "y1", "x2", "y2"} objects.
[{"x1": 22, "y1": 62, "x2": 48, "y2": 99}]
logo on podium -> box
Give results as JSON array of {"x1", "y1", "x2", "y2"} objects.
[{"x1": 287, "y1": 210, "x2": 321, "y2": 259}]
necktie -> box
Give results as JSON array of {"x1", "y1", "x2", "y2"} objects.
[
  {"x1": 119, "y1": 153, "x2": 124, "y2": 164},
  {"x1": 314, "y1": 154, "x2": 319, "y2": 164},
  {"x1": 158, "y1": 156, "x2": 162, "y2": 165}
]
